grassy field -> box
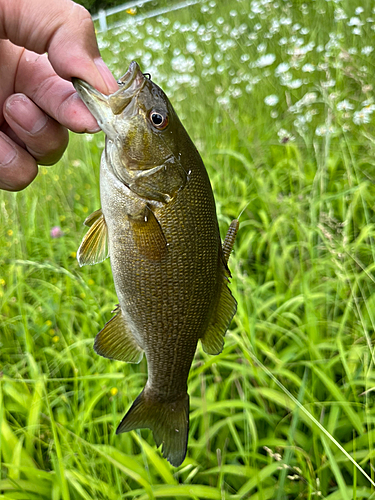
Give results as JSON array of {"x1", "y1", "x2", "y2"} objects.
[{"x1": 2, "y1": 0, "x2": 375, "y2": 498}]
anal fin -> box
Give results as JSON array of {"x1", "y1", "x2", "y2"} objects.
[
  {"x1": 201, "y1": 277, "x2": 237, "y2": 355},
  {"x1": 77, "y1": 208, "x2": 109, "y2": 267},
  {"x1": 94, "y1": 306, "x2": 143, "y2": 363},
  {"x1": 200, "y1": 219, "x2": 238, "y2": 355}
]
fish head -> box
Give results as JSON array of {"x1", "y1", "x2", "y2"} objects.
[{"x1": 73, "y1": 62, "x2": 190, "y2": 201}]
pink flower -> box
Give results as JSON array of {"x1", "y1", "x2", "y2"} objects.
[{"x1": 50, "y1": 226, "x2": 64, "y2": 238}]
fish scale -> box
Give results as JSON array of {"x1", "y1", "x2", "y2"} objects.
[{"x1": 73, "y1": 61, "x2": 238, "y2": 467}]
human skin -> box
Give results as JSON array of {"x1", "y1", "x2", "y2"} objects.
[{"x1": 0, "y1": 0, "x2": 118, "y2": 191}]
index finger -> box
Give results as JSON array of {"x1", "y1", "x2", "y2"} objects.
[{"x1": 15, "y1": 50, "x2": 101, "y2": 133}]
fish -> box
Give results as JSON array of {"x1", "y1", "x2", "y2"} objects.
[{"x1": 72, "y1": 61, "x2": 238, "y2": 467}]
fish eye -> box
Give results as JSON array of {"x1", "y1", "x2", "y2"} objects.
[{"x1": 149, "y1": 111, "x2": 169, "y2": 130}]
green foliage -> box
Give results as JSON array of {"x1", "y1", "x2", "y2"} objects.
[
  {"x1": 2, "y1": 0, "x2": 375, "y2": 498},
  {"x1": 75, "y1": 0, "x2": 127, "y2": 15}
]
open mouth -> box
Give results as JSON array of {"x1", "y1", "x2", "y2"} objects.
[
  {"x1": 117, "y1": 61, "x2": 145, "y2": 91},
  {"x1": 104, "y1": 61, "x2": 146, "y2": 116},
  {"x1": 72, "y1": 61, "x2": 146, "y2": 118}
]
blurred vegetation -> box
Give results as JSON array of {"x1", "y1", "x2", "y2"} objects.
[
  {"x1": 75, "y1": 0, "x2": 174, "y2": 16},
  {"x1": 75, "y1": 0, "x2": 126, "y2": 15}
]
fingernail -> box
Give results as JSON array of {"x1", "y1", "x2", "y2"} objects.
[
  {"x1": 94, "y1": 58, "x2": 118, "y2": 93},
  {"x1": 0, "y1": 134, "x2": 16, "y2": 166},
  {"x1": 87, "y1": 125, "x2": 101, "y2": 134},
  {"x1": 6, "y1": 95, "x2": 48, "y2": 134}
]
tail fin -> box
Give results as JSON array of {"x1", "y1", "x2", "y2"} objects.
[{"x1": 116, "y1": 389, "x2": 189, "y2": 467}]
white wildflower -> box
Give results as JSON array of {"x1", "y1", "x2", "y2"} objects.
[
  {"x1": 280, "y1": 17, "x2": 292, "y2": 25},
  {"x1": 315, "y1": 125, "x2": 336, "y2": 136},
  {"x1": 186, "y1": 41, "x2": 197, "y2": 54},
  {"x1": 348, "y1": 17, "x2": 363, "y2": 26},
  {"x1": 315, "y1": 125, "x2": 327, "y2": 136},
  {"x1": 264, "y1": 94, "x2": 279, "y2": 106},
  {"x1": 275, "y1": 62, "x2": 290, "y2": 75},
  {"x1": 337, "y1": 100, "x2": 354, "y2": 111},
  {"x1": 278, "y1": 128, "x2": 295, "y2": 142},
  {"x1": 353, "y1": 110, "x2": 371, "y2": 125},
  {"x1": 287, "y1": 79, "x2": 303, "y2": 89},
  {"x1": 202, "y1": 54, "x2": 212, "y2": 67},
  {"x1": 302, "y1": 63, "x2": 315, "y2": 73},
  {"x1": 361, "y1": 46, "x2": 374, "y2": 56},
  {"x1": 171, "y1": 55, "x2": 195, "y2": 73},
  {"x1": 256, "y1": 54, "x2": 276, "y2": 67},
  {"x1": 334, "y1": 8, "x2": 347, "y2": 21},
  {"x1": 321, "y1": 79, "x2": 336, "y2": 88},
  {"x1": 231, "y1": 88, "x2": 242, "y2": 99},
  {"x1": 257, "y1": 42, "x2": 267, "y2": 53}
]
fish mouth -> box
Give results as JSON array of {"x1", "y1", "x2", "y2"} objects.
[
  {"x1": 117, "y1": 61, "x2": 145, "y2": 92},
  {"x1": 72, "y1": 61, "x2": 146, "y2": 131}
]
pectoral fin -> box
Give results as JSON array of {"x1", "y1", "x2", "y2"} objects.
[
  {"x1": 201, "y1": 276, "x2": 237, "y2": 355},
  {"x1": 129, "y1": 206, "x2": 167, "y2": 261},
  {"x1": 77, "y1": 209, "x2": 109, "y2": 267},
  {"x1": 94, "y1": 306, "x2": 143, "y2": 363}
]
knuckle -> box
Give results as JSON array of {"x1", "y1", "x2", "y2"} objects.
[
  {"x1": 28, "y1": 125, "x2": 69, "y2": 165},
  {"x1": 72, "y1": 4, "x2": 94, "y2": 30}
]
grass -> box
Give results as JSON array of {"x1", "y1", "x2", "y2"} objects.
[{"x1": 2, "y1": 0, "x2": 375, "y2": 498}]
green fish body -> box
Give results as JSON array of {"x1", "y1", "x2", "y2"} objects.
[{"x1": 73, "y1": 62, "x2": 237, "y2": 466}]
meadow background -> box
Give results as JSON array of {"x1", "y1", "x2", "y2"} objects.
[{"x1": 2, "y1": 0, "x2": 375, "y2": 498}]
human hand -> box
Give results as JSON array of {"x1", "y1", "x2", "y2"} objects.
[{"x1": 0, "y1": 0, "x2": 118, "y2": 191}]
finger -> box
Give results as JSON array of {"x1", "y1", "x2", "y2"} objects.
[
  {"x1": 0, "y1": 132, "x2": 38, "y2": 191},
  {"x1": 15, "y1": 52, "x2": 100, "y2": 133},
  {"x1": 0, "y1": 0, "x2": 117, "y2": 94},
  {"x1": 3, "y1": 93, "x2": 69, "y2": 165}
]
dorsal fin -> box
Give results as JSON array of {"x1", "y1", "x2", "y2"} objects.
[
  {"x1": 77, "y1": 208, "x2": 109, "y2": 267},
  {"x1": 222, "y1": 219, "x2": 239, "y2": 264}
]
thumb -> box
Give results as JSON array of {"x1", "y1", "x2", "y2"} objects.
[{"x1": 0, "y1": 0, "x2": 117, "y2": 94}]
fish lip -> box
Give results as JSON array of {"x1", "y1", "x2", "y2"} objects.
[
  {"x1": 72, "y1": 61, "x2": 145, "y2": 101},
  {"x1": 72, "y1": 77, "x2": 101, "y2": 97},
  {"x1": 72, "y1": 61, "x2": 146, "y2": 128},
  {"x1": 117, "y1": 61, "x2": 145, "y2": 91}
]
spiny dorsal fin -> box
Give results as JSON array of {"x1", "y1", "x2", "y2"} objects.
[
  {"x1": 129, "y1": 206, "x2": 167, "y2": 261},
  {"x1": 200, "y1": 277, "x2": 237, "y2": 355},
  {"x1": 222, "y1": 219, "x2": 239, "y2": 264},
  {"x1": 116, "y1": 388, "x2": 189, "y2": 467},
  {"x1": 94, "y1": 306, "x2": 143, "y2": 363},
  {"x1": 77, "y1": 209, "x2": 109, "y2": 267}
]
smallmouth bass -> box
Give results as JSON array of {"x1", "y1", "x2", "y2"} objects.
[{"x1": 73, "y1": 61, "x2": 238, "y2": 467}]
